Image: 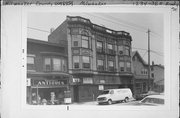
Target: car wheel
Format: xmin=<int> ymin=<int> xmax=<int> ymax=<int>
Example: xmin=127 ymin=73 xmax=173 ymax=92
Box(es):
xmin=108 ymin=99 xmax=112 ymax=105
xmin=124 ymin=97 xmax=129 ymax=103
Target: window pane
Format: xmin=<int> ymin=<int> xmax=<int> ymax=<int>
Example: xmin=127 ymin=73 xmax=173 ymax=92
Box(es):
xmin=44 ymin=58 xmax=51 ymax=71
xmin=125 ymin=46 xmax=130 ymax=55
xmin=107 ymin=43 xmax=113 ymax=50
xmin=62 ymin=59 xmax=66 ymax=72
xmin=73 ymin=56 xmax=79 ymax=68
xmin=82 ymin=39 xmax=89 ymax=48
xmin=119 ymin=62 xmax=125 ymax=71
xmin=53 ymin=58 xmax=61 ymax=71
xmin=74 ymin=56 xmax=79 ymax=63
xmin=108 ymin=61 xmax=114 ymax=67
xmin=97 ymin=41 xmax=102 ymax=49
xmin=27 ymin=57 xmax=34 ymax=64
xmin=119 ymin=46 xmax=123 ymax=55
xmin=82 ymin=56 xmax=90 ymax=63
xmin=127 ymin=62 xmax=131 ymax=68
xmin=82 ymin=56 xmax=90 ymax=68
xmin=97 ymin=60 xmax=103 ymax=66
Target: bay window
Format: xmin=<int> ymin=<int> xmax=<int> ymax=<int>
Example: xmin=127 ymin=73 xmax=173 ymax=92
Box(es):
xmin=118 ymin=45 xmax=123 ymax=55
xmin=126 ymin=62 xmax=131 ymax=72
xmin=125 ymin=46 xmax=130 ymax=56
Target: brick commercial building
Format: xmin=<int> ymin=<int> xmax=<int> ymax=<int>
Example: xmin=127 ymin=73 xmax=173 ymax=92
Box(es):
xmin=48 ymin=16 xmax=133 ymax=102
xmin=27 ymin=38 xmax=71 ymax=105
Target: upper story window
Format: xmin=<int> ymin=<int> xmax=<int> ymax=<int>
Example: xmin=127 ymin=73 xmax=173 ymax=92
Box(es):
xmin=125 ymin=46 xmax=130 ymax=56
xmin=73 ymin=56 xmax=80 ymax=69
xmin=107 ymin=43 xmax=113 ymax=50
xmin=52 ymin=58 xmax=61 ymax=71
xmin=82 ymin=56 xmax=90 ymax=69
xmin=119 ymin=62 xmax=125 ymax=72
xmin=118 ymin=45 xmax=123 ymax=55
xmin=97 ymin=59 xmax=104 ymax=71
xmin=44 ymin=58 xmax=51 ymax=71
xmin=44 ymin=57 xmax=67 ymax=72
xmin=126 ymin=62 xmax=131 ymax=72
xmin=82 ymin=36 xmax=89 ymax=48
xmin=27 ymin=55 xmax=35 ymax=71
xmin=108 ymin=60 xmax=114 ymax=71
xmin=97 ymin=41 xmax=103 ymax=52
xmin=141 ymin=69 xmax=148 ymax=75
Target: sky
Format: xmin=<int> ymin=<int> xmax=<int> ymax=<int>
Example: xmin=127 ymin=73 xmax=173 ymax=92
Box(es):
xmin=27 ymin=12 xmax=164 ymax=65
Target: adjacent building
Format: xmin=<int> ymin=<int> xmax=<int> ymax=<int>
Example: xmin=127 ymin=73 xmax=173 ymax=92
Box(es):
xmin=132 ymin=51 xmax=153 ymax=99
xmin=48 ymin=16 xmax=133 ymax=102
xmin=151 ymin=62 xmax=164 ymax=93
xmin=27 ymin=38 xmax=71 ymax=105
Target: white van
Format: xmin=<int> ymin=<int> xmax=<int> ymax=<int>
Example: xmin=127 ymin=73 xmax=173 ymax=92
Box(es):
xmin=97 ymin=88 xmax=133 ymax=105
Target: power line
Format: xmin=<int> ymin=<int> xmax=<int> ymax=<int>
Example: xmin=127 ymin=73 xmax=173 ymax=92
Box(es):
xmin=27 ymin=27 xmax=50 ymax=33
xmin=84 ymin=13 xmax=147 ymax=33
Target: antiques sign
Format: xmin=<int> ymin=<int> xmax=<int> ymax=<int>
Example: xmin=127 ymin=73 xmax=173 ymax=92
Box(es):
xmin=33 ymin=79 xmax=67 ymax=87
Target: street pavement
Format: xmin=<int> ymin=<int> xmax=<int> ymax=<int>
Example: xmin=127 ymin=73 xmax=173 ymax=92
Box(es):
xmin=71 ymin=99 xmax=139 ymax=106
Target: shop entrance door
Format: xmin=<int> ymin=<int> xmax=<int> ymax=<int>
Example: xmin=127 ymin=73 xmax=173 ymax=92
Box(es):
xmin=73 ymin=85 xmax=79 ymax=102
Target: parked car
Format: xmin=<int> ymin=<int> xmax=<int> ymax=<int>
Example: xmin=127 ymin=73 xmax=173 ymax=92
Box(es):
xmin=137 ymin=94 xmax=164 ymax=106
xmin=97 ymin=88 xmax=133 ymax=105
xmin=136 ymin=91 xmax=160 ymax=100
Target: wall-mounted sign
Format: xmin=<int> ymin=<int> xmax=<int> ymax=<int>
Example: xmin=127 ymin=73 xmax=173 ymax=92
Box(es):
xmin=73 ymin=78 xmax=80 ymax=83
xmin=83 ymin=78 xmax=93 ymax=84
xmin=33 ymin=79 xmax=67 ymax=87
xmin=27 ymin=78 xmax=31 ymax=86
xmin=99 ymin=85 xmax=104 ymax=90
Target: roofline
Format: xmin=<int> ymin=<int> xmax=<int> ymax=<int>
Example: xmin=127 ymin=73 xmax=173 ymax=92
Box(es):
xmin=27 ymin=38 xmax=66 ymax=47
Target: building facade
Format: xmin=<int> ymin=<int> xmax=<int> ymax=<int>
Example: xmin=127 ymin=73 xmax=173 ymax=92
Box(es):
xmin=27 ymin=38 xmax=71 ymax=105
xmin=132 ymin=51 xmax=153 ymax=99
xmin=48 ymin=16 xmax=133 ymax=102
xmin=151 ymin=62 xmax=164 ymax=93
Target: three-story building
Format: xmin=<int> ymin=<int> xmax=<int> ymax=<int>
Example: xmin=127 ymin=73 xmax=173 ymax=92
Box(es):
xmin=48 ymin=16 xmax=133 ymax=102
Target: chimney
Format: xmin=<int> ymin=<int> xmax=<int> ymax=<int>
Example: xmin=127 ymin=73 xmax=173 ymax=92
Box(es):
xmin=50 ymin=28 xmax=55 ymax=34
xmin=152 ymin=61 xmax=154 ymax=65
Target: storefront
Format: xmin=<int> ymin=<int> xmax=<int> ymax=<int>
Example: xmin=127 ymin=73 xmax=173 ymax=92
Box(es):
xmin=27 ymin=75 xmax=72 ymax=105
xmin=71 ymin=74 xmax=133 ymax=102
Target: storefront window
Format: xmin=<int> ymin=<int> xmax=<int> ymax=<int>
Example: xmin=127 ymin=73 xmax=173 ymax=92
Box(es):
xmin=119 ymin=62 xmax=125 ymax=72
xmin=27 ymin=56 xmax=35 ymax=71
xmin=73 ymin=56 xmax=80 ymax=69
xmin=82 ymin=36 xmax=89 ymax=48
xmin=82 ymin=56 xmax=90 ymax=69
xmin=52 ymin=58 xmax=61 ymax=71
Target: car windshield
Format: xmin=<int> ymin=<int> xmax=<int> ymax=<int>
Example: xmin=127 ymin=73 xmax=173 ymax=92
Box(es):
xmin=141 ymin=97 xmax=164 ymax=104
xmin=101 ymin=90 xmax=109 ymax=95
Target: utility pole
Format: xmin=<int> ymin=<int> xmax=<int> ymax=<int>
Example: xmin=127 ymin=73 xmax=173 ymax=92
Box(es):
xmin=147 ymin=29 xmax=151 ymax=91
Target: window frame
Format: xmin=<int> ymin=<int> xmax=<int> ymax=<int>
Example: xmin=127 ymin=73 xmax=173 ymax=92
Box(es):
xmin=27 ymin=55 xmax=35 ymax=71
